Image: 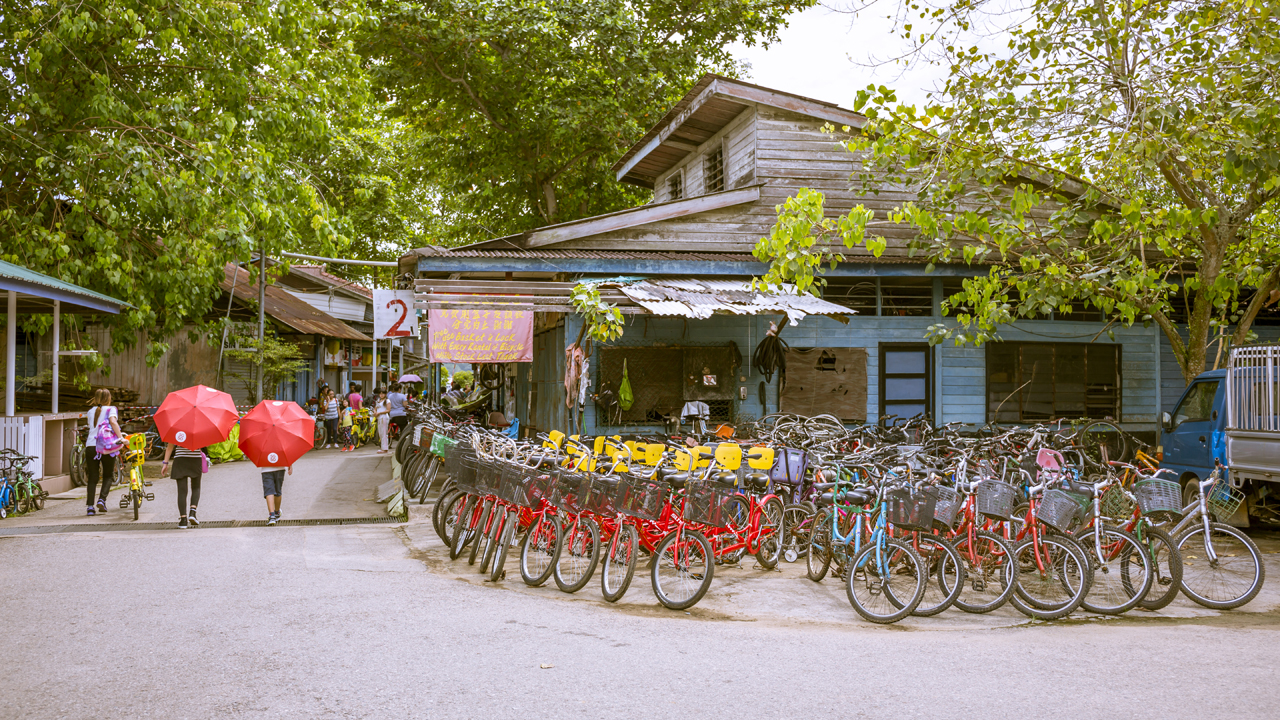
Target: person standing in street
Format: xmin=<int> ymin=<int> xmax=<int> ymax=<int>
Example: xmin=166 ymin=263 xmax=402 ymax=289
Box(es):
xmin=262 ymin=464 xmax=292 ymax=525
xmin=347 ymin=383 xmax=363 ymax=412
xmin=161 ymin=442 xmax=207 ymax=529
xmin=338 ymin=396 xmax=354 ymax=452
xmin=374 ymin=388 xmax=391 ymax=454
xmin=322 ymin=388 xmax=339 ymax=449
xmin=84 ymin=389 xmax=124 ymax=516
xmin=386 ymin=382 xmax=408 ymax=440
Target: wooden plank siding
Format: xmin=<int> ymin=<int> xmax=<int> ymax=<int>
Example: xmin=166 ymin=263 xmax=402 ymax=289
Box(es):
xmin=653 ymin=109 xmax=756 ymax=203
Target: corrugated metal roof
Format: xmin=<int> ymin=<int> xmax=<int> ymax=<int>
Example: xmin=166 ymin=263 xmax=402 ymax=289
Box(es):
xmin=221 ymin=264 xmax=370 ymax=342
xmin=0 ymin=259 xmax=132 ymax=313
xmin=605 ymin=277 xmax=851 ymax=325
xmin=289 ymin=265 xmax=374 ymax=299
xmin=412 ymin=246 xmax=761 ymax=263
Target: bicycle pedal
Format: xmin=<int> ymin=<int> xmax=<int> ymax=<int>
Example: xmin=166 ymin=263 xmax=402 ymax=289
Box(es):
xmin=144 ymin=481 xmax=153 ymax=487
xmin=145 ymin=494 xmax=155 ymax=501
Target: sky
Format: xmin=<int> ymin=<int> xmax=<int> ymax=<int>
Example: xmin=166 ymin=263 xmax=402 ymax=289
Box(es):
xmin=729 ymin=2 xmax=952 ymax=110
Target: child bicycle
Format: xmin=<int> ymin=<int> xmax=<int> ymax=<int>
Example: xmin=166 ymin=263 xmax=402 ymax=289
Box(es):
xmin=117 ymin=433 xmax=155 ymax=520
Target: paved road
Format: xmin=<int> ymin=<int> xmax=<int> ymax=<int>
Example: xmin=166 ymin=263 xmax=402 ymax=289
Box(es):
xmin=2 ymin=513 xmax=1277 ymax=720
xmin=12 ymin=446 xmax=392 ymax=528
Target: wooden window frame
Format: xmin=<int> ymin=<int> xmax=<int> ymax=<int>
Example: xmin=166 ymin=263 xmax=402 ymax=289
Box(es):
xmin=666 ymin=168 xmax=685 ymax=201
xmin=704 ymin=142 xmax=726 ymax=194
xmin=986 ymin=341 xmax=1122 ymax=423
xmin=879 ymin=342 xmax=933 ymax=425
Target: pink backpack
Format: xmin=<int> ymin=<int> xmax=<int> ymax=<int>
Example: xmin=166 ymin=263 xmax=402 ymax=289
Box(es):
xmin=92 ymin=407 xmax=125 ymax=458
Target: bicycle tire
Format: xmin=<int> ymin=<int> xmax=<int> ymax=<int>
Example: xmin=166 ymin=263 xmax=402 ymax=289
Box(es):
xmin=1076 ymin=525 xmax=1153 ymax=615
xmin=1176 ymin=522 xmax=1265 ymax=610
xmin=13 ymin=483 xmax=29 ymax=514
xmin=1009 ymin=534 xmax=1091 ymax=620
xmin=1136 ymin=526 xmax=1183 ymax=611
xmin=1080 ymin=420 xmax=1129 ymax=465
xmin=755 ymin=497 xmax=785 ymax=570
xmin=950 ymin=530 xmax=1015 ymax=614
xmin=519 ymin=514 xmax=562 ymax=587
xmin=806 ymin=508 xmax=833 ymax=582
xmin=780 ymin=504 xmax=812 ymax=563
xmin=313 ymin=422 xmax=327 ymax=447
xmin=845 ymin=537 xmax=926 ymax=624
xmin=490 ymin=509 xmax=518 ymax=582
xmin=553 ymin=517 xmax=601 ymax=594
xmin=481 ymin=507 xmax=507 ymax=575
xmin=401 ymin=454 xmax=424 ymax=498
xmin=601 ymin=524 xmax=639 ymax=602
xmin=418 ymin=457 xmax=442 ymax=505
xmin=470 ymin=499 xmax=496 ymax=566
xmin=910 ymin=533 xmax=966 ymax=617
xmin=132 ymin=488 xmax=141 ymax=521
xmin=394 ymin=431 xmax=414 ymax=465
xmin=435 ymin=489 xmax=464 ymax=544
xmin=449 ymin=495 xmax=478 ymax=560
xmin=651 ymin=529 xmax=714 ymax=610
xmin=70 ymin=445 xmax=86 ymax=488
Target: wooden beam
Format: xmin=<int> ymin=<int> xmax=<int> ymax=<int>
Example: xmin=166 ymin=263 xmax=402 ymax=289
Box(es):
xmin=525 ymin=185 xmax=762 ymax=249
xmin=717 ymin=81 xmax=867 ymax=130
xmin=613 ymin=81 xmax=721 ymax=183
xmin=419 ymin=302 xmax=649 ymax=314
xmin=415 ymin=293 xmax=632 ymax=305
xmin=414 ymin=280 xmax=581 ymax=295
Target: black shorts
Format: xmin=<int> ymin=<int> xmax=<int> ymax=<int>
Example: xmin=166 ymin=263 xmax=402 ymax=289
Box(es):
xmin=262 ymin=470 xmax=285 ymax=497
xmin=388 ymin=416 xmax=405 ymax=435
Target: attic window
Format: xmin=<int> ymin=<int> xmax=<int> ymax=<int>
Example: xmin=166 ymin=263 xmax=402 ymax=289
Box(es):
xmin=667 ymin=171 xmax=684 ymax=200
xmin=705 ymin=145 xmax=725 ymax=193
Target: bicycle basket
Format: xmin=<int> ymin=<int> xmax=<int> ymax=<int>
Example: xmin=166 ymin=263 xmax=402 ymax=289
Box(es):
xmin=474 ymin=458 xmax=501 ymax=495
xmin=684 ymin=479 xmax=735 ymax=528
xmin=549 ymin=469 xmax=588 ymax=513
xmin=1208 ymin=480 xmax=1245 ymax=522
xmin=769 ymin=448 xmax=807 ymax=487
xmin=1133 ymin=478 xmax=1183 ymax=521
xmin=615 ymin=472 xmax=666 ymax=521
xmin=416 ymin=427 xmax=435 ymax=450
xmin=495 ymin=460 xmax=528 ymax=506
xmin=452 ymin=451 xmax=480 ymax=494
xmin=1038 ymin=489 xmax=1082 ymax=533
xmin=1099 ymin=484 xmax=1136 ymax=520
xmin=927 ymin=485 xmax=961 ymax=530
xmin=976 ymin=480 xmax=1018 ymax=520
xmin=430 ymin=433 xmax=457 ymax=458
xmin=886 ymin=487 xmax=937 ymax=531
xmin=583 ymin=476 xmax=620 ymax=516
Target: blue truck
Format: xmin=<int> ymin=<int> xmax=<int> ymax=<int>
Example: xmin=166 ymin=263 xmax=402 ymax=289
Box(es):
xmin=1161 ymin=345 xmax=1280 ymax=524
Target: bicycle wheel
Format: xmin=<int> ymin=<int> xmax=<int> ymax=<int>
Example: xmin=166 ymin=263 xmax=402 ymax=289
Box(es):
xmin=519 ymin=514 xmax=562 ymax=587
xmin=480 ymin=506 xmax=506 ymax=574
xmin=553 ymin=517 xmax=601 ymax=593
xmin=1076 ymin=525 xmax=1152 ymax=615
xmin=1136 ymin=526 xmax=1183 ymax=611
xmin=313 ymin=422 xmax=327 ymax=447
xmin=651 ymin=529 xmax=714 ymax=610
xmin=780 ymin=504 xmax=812 ymax=563
xmin=1080 ymin=420 xmax=1128 ymax=464
xmin=469 ymin=499 xmax=496 ymax=566
xmin=718 ymin=496 xmax=750 ymax=565
xmin=449 ymin=495 xmax=479 ymax=560
xmin=13 ymin=483 xmax=30 ymax=514
xmin=436 ymin=489 xmax=464 ymax=545
xmin=70 ymin=445 xmax=86 ymax=488
xmin=950 ymin=530 xmax=1015 ymax=614
xmin=601 ymin=523 xmax=639 ymax=602
xmin=845 ymin=537 xmax=926 ymax=624
xmin=755 ymin=497 xmax=785 ymax=569
xmin=910 ymin=533 xmax=966 ymax=617
xmin=806 ymin=508 xmax=834 ymax=582
xmin=132 ymin=487 xmax=141 ymax=521
xmin=418 ymin=457 xmax=442 ymax=505
xmin=1177 ymin=522 xmax=1265 ymax=610
xmin=1010 ymin=534 xmax=1091 ymax=620
xmin=489 ymin=509 xmax=518 ymax=582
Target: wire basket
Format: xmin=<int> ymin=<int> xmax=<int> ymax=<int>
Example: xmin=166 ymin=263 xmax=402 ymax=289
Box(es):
xmin=886 ymin=487 xmax=937 ymax=532
xmin=1099 ymin=485 xmax=1136 ymax=520
xmin=549 ymin=469 xmax=588 ymax=514
xmin=474 ymin=458 xmax=501 ymax=495
xmin=685 ymin=479 xmax=736 ymax=528
xmin=1038 ymin=489 xmax=1082 ymax=533
xmin=494 ymin=460 xmax=529 ymax=506
xmin=583 ymin=477 xmax=620 ymax=516
xmin=1133 ymin=479 xmax=1183 ymax=521
xmin=976 ymin=480 xmax=1018 ymax=521
xmin=927 ymin=485 xmax=961 ymax=530
xmin=616 ymin=472 xmax=667 ymax=521
xmin=1208 ymin=480 xmax=1245 ymax=522
xmin=451 ymin=451 xmax=480 ymax=494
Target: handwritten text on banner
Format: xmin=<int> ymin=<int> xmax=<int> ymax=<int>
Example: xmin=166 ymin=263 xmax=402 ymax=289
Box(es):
xmin=428 ymin=309 xmax=533 ymax=363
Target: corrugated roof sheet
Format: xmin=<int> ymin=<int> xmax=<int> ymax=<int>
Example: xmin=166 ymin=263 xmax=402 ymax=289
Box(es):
xmin=289 ymin=265 xmax=374 ymax=299
xmin=604 ymin=277 xmax=851 ymax=325
xmin=221 ymin=264 xmax=370 ymax=342
xmin=412 ymin=246 xmax=761 ymax=263
xmin=0 ymin=259 xmax=132 ymax=313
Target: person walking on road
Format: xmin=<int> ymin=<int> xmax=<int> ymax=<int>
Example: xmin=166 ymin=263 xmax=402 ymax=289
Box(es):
xmin=338 ymin=396 xmax=355 ymax=452
xmin=84 ymin=389 xmax=124 ymax=516
xmin=347 ymin=383 xmax=363 ymax=412
xmin=161 ymin=442 xmax=207 ymax=529
xmin=321 ymin=388 xmax=339 ymax=449
xmin=387 ymin=382 xmax=408 ymax=440
xmin=262 ymin=464 xmax=292 ymax=525
xmin=374 ymin=389 xmax=391 ymax=454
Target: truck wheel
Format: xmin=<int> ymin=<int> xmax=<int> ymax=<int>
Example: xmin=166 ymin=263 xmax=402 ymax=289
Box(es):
xmin=1180 ymin=474 xmax=1200 ymax=509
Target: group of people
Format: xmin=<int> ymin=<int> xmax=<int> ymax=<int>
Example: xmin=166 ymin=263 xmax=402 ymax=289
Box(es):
xmin=311 ymin=381 xmax=411 ymax=454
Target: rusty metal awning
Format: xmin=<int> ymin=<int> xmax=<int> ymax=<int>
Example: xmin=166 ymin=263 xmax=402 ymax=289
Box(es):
xmin=222 ymin=264 xmax=370 ymax=341
xmin=414 ymin=277 xmax=850 ymax=325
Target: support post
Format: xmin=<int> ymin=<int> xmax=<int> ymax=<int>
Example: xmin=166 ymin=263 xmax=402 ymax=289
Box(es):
xmin=5 ymin=290 xmax=15 ymax=416
xmin=372 ymin=337 xmax=378 ymax=393
xmin=256 ymin=247 xmax=266 ymax=403
xmin=51 ymin=300 xmax=60 ymax=414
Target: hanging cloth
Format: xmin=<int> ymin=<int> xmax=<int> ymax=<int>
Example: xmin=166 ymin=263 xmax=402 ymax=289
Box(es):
xmin=564 ymin=343 xmax=585 ymax=409
xmin=618 ymin=359 xmax=634 ymax=411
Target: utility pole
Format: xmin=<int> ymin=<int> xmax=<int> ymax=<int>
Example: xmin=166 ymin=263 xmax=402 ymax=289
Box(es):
xmin=257 ymin=244 xmax=266 ymax=404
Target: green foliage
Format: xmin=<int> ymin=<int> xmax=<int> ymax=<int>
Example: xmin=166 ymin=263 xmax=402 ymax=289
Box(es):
xmin=223 ymin=335 xmax=308 ymax=406
xmin=572 ymin=283 xmax=624 ymax=344
xmin=363 ymin=0 xmax=811 ymax=244
xmin=753 ymin=188 xmax=877 ymax=296
xmin=767 ymin=0 xmax=1280 ymax=381
xmin=450 ymin=370 xmax=474 ymax=391
xmin=2 ymin=0 xmax=371 ymax=360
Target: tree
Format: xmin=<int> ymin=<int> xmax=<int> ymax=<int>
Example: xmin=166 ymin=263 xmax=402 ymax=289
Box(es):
xmin=756 ymin=0 xmax=1280 ymax=382
xmin=223 ymin=335 xmax=308 ymax=405
xmin=2 ymin=0 xmax=371 ymax=362
xmin=363 ymin=0 xmax=810 ymax=244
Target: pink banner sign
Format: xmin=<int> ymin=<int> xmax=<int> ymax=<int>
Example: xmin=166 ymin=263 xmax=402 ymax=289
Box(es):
xmin=428 ymin=309 xmax=533 ymax=363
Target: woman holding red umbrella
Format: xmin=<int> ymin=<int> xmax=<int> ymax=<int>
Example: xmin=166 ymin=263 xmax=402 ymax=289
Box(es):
xmin=152 ymin=384 xmax=239 ymax=529
xmin=161 ymin=443 xmax=207 ymax=529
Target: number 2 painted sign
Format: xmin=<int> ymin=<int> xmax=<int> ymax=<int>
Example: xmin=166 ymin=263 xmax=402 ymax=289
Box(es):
xmin=385 ymin=299 xmax=412 ymax=337
xmin=373 ymin=289 xmax=418 ymax=339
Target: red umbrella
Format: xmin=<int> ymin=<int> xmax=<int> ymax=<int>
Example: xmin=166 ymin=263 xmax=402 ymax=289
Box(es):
xmin=153 ymin=385 xmax=239 ymax=450
xmin=238 ymin=400 xmax=315 ymax=468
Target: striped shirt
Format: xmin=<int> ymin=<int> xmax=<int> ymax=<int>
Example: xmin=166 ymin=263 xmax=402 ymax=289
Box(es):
xmin=172 ymin=446 xmax=205 ymax=460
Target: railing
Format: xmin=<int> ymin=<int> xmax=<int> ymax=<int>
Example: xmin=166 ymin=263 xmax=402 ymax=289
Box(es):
xmin=1227 ymin=345 xmax=1279 ymax=433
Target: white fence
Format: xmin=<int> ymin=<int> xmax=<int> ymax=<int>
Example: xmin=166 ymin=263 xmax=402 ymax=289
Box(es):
xmin=0 ymin=416 xmax=43 ymax=476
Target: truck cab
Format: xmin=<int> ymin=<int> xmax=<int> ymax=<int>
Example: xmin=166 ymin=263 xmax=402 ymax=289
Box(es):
xmin=1160 ymin=370 xmax=1228 ymax=506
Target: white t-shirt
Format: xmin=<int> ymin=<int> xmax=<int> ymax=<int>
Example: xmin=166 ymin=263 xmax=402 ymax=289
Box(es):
xmin=85 ymin=406 xmax=118 ymax=447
